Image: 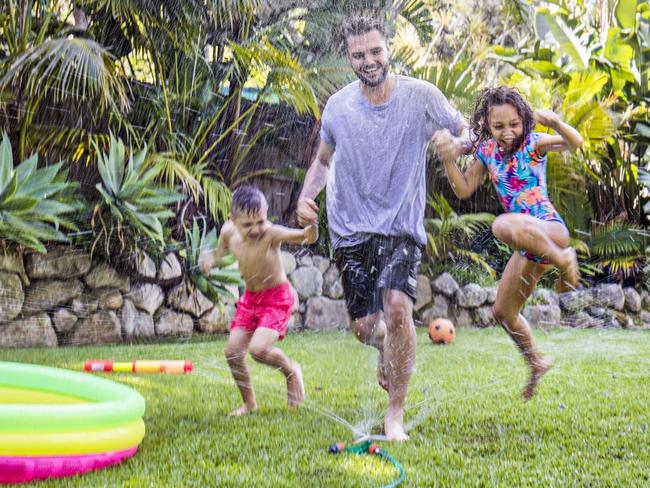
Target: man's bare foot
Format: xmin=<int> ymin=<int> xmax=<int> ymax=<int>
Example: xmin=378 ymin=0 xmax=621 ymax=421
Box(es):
xmin=384 ymin=415 xmax=409 ymax=442
xmin=287 ymin=362 xmax=305 ymax=407
xmin=555 ymin=248 xmax=579 ymax=292
xmin=228 ymin=403 xmax=257 ymax=416
xmin=377 ymin=350 xmax=389 ymax=392
xmin=523 ymin=357 xmax=554 ymax=401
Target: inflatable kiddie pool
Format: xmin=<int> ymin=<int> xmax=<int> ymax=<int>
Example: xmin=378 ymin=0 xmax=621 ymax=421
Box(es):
xmin=0 ymin=361 xmax=145 ymax=484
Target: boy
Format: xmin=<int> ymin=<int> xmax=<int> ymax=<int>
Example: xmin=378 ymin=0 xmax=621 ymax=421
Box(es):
xmin=200 ymin=185 xmax=318 ymax=416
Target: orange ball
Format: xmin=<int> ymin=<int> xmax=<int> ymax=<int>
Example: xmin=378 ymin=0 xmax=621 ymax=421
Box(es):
xmin=428 ymin=318 xmax=455 ymax=345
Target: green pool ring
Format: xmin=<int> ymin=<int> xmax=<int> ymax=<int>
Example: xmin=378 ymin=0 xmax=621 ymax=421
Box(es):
xmin=0 ymin=361 xmax=145 ymax=433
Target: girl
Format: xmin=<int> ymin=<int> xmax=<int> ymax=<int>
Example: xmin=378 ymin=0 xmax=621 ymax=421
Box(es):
xmin=435 ymin=86 xmax=583 ymax=400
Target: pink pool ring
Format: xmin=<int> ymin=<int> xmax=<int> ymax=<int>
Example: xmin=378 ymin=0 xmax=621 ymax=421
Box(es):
xmin=0 ymin=447 xmax=138 ymax=484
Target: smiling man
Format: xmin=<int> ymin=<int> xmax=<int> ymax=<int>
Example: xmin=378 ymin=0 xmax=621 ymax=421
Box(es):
xmin=296 ymin=17 xmax=471 ymax=441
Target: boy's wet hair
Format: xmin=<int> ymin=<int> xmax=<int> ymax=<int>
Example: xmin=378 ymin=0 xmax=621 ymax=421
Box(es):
xmin=469 ymin=86 xmax=535 ymax=157
xmin=231 ymin=185 xmax=266 ymax=217
xmin=341 ymin=16 xmax=387 ymax=52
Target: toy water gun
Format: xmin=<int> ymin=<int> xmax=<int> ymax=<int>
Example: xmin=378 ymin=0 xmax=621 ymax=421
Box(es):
xmin=328 ymin=440 xmax=405 ymax=487
xmin=84 ymin=360 xmax=193 ymax=374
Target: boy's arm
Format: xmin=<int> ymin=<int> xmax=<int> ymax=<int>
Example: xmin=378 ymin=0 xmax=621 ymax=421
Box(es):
xmin=269 ymin=223 xmax=319 ymax=246
xmin=296 ymin=140 xmax=334 ymax=227
xmin=199 ymin=222 xmax=232 ymax=273
xmin=535 ymin=109 xmax=584 ymax=153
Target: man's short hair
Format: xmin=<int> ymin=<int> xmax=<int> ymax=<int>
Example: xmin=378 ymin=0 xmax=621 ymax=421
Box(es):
xmin=341 ymin=16 xmax=387 ymax=50
xmin=231 ymin=185 xmax=266 ymax=216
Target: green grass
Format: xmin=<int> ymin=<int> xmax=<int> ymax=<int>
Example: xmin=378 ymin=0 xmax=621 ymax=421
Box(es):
xmin=2 ymin=328 xmax=650 ymax=487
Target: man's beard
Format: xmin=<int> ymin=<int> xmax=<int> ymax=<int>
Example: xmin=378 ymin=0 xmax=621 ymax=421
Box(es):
xmin=355 ymin=63 xmax=388 ymax=87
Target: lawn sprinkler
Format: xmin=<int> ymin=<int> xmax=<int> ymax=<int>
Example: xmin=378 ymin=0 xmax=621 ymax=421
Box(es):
xmin=328 ymin=440 xmax=405 ymax=487
xmin=84 ymin=360 xmax=193 ymax=374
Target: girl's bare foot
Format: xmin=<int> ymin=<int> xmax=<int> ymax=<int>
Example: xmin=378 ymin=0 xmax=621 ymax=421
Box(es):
xmin=384 ymin=412 xmax=409 ymax=442
xmin=228 ymin=403 xmax=257 ymax=416
xmin=377 ymin=350 xmax=389 ymax=392
xmin=523 ymin=357 xmax=554 ymax=401
xmin=555 ymin=248 xmax=579 ymax=291
xmin=287 ymin=362 xmax=305 ymax=407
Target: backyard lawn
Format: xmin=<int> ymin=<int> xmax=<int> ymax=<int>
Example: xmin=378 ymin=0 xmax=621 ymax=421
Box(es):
xmin=1 ymin=327 xmax=649 ymax=487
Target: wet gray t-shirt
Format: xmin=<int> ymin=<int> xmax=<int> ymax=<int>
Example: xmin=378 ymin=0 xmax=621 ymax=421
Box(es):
xmin=320 ymin=75 xmax=462 ymax=248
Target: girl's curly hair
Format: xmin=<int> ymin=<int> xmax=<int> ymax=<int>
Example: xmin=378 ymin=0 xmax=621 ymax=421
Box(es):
xmin=469 ymin=86 xmax=535 ymax=157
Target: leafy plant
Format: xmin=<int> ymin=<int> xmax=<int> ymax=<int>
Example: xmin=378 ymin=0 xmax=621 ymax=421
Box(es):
xmin=423 ymin=192 xmax=496 ymax=277
xmin=589 ymin=221 xmax=649 ymax=281
xmin=181 ymin=219 xmax=244 ymax=304
xmin=91 ymin=135 xmax=183 ymax=260
xmin=0 ymin=132 xmax=80 ymax=252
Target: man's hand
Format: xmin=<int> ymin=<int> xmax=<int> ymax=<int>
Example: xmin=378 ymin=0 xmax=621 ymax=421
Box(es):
xmin=297 ymin=197 xmax=319 ymax=227
xmin=431 ymin=129 xmax=462 ymax=164
xmin=534 ymin=109 xmax=561 ymax=129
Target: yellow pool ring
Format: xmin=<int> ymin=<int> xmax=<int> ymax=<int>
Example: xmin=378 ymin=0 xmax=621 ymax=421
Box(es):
xmin=0 ymin=418 xmax=145 ymax=456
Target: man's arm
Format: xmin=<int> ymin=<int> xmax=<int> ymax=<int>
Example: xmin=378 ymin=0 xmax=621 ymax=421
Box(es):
xmin=269 ymin=224 xmax=319 ymax=245
xmin=296 ymin=140 xmax=334 ymax=226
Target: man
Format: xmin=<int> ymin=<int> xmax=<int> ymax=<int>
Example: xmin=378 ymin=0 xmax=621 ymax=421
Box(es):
xmin=296 ymin=16 xmax=470 ymax=441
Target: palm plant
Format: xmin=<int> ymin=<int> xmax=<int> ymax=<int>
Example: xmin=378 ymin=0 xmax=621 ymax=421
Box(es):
xmin=181 ymin=219 xmax=244 ymax=304
xmin=91 ymin=135 xmax=183 ymax=260
xmin=0 ymin=133 xmax=80 ymax=253
xmin=588 ymin=221 xmax=649 ymax=281
xmin=423 ymin=192 xmax=496 ymax=277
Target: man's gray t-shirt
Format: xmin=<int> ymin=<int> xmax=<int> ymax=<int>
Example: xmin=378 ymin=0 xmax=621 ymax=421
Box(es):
xmin=320 ymin=75 xmax=462 ymax=248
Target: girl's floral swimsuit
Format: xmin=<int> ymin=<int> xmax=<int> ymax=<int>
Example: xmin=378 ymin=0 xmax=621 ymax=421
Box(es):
xmin=476 ymin=132 xmax=564 ymax=264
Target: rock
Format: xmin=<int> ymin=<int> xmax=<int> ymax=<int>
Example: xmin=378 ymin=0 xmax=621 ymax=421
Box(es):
xmin=289 ymin=266 xmax=323 ymax=299
xmin=559 ymin=289 xmax=593 ymax=313
xmin=134 ymin=252 xmax=156 ymax=279
xmin=94 ymin=289 xmax=123 ymax=310
xmin=120 ymin=299 xmax=155 ymax=338
xmin=71 ymin=296 xmax=99 ymax=318
xmin=84 ymin=264 xmax=130 ymax=292
xmin=157 ymin=253 xmax=183 ymax=285
xmin=420 ymin=295 xmax=450 ymax=324
xmin=297 ymin=255 xmax=313 ymax=267
xmin=562 ymin=312 xmax=602 ymax=328
xmin=281 ymin=251 xmax=297 ymax=275
xmin=70 ymin=311 xmax=122 ymax=345
xmin=287 ymin=311 xmax=302 ymax=330
xmin=290 ymin=284 xmax=300 ymax=313
xmin=452 ymin=306 xmax=474 ymax=328
xmin=25 ymin=248 xmax=91 ymax=280
xmin=456 ymin=284 xmax=487 ymax=308
xmin=0 ymin=271 xmax=24 ymax=322
xmin=22 ymin=279 xmax=84 ymax=314
xmin=304 ymin=297 xmax=349 ymax=330
xmin=522 ymin=304 xmax=562 ymax=327
xmin=414 ymin=274 xmax=432 ymax=312
xmin=642 ymin=291 xmax=650 ymax=310
xmin=197 ymin=304 xmax=236 ymax=333
xmin=128 ymin=283 xmax=165 ymax=315
xmin=322 ymin=266 xmax=344 ymax=299
xmin=587 ymin=306 xmax=606 ymax=318
xmin=484 ymin=286 xmax=498 ymax=304
xmin=639 ymin=310 xmax=650 ymax=328
xmin=312 ymin=255 xmax=331 ymax=274
xmin=0 ymin=253 xmax=29 ymax=286
xmin=51 ymin=308 xmax=78 ymax=333
xmin=167 ymin=280 xmax=213 ymax=318
xmin=0 ymin=313 xmax=57 ymax=347
xmin=431 ymin=272 xmax=459 ymax=297
xmin=592 ymin=284 xmax=625 ymax=311
xmin=476 ymin=306 xmax=495 ymax=327
xmin=155 ymin=308 xmax=194 ymax=336
xmin=623 ymin=287 xmax=642 ymax=313
xmin=532 ymin=288 xmax=559 ymax=306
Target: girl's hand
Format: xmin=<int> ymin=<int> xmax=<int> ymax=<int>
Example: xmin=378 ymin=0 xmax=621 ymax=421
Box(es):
xmin=534 ymin=109 xmax=561 ymax=129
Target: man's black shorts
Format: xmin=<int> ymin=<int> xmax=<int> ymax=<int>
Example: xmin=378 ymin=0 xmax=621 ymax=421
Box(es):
xmin=334 ymin=235 xmax=422 ymax=321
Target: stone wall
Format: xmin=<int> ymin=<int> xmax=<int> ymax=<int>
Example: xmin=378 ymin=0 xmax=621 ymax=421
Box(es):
xmin=2 ymin=249 xmax=649 ymax=348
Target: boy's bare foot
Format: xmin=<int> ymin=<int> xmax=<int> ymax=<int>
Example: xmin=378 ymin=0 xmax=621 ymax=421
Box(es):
xmin=287 ymin=362 xmax=305 ymax=407
xmin=523 ymin=357 xmax=554 ymax=401
xmin=377 ymin=350 xmax=389 ymax=391
xmin=384 ymin=413 xmax=409 ymax=442
xmin=228 ymin=403 xmax=257 ymax=416
xmin=555 ymin=248 xmax=579 ymax=291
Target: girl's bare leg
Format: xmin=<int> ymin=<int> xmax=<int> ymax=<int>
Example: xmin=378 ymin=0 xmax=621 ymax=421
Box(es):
xmin=493 ymin=252 xmax=554 ymax=400
xmin=248 ymin=327 xmax=304 ymax=407
xmin=224 ymin=328 xmax=256 ymax=416
xmin=492 ymin=213 xmax=578 ymax=290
